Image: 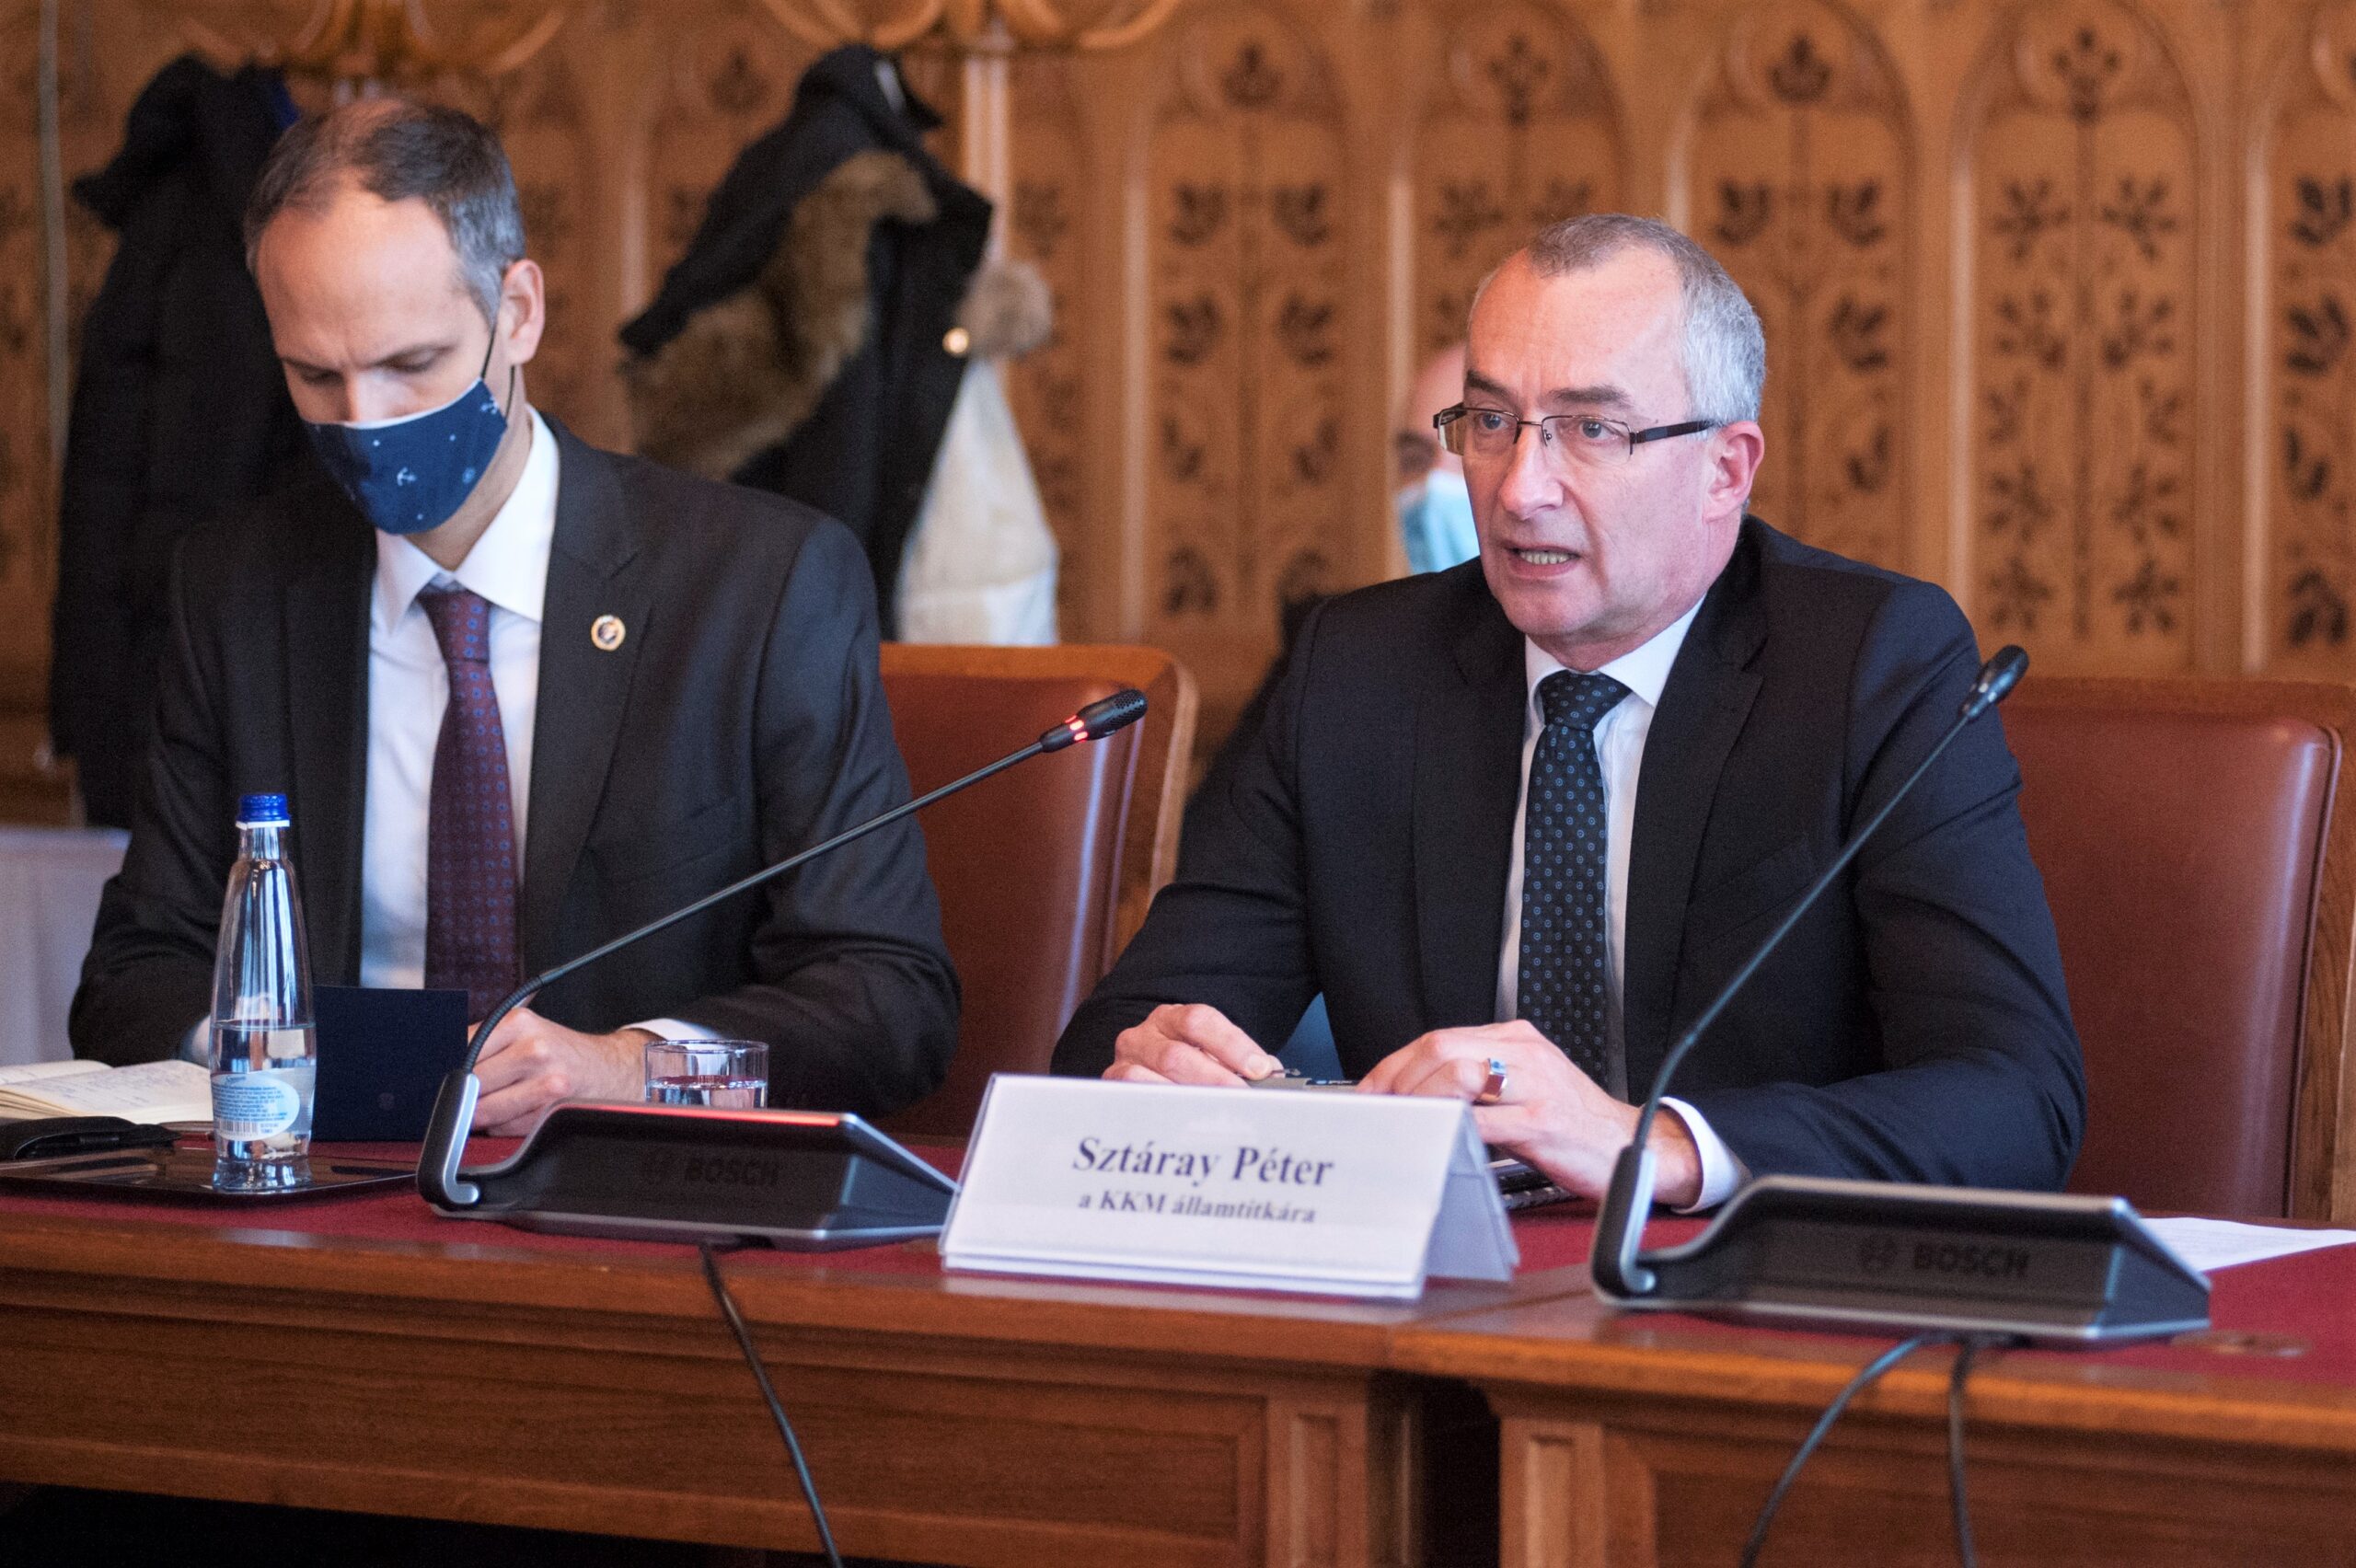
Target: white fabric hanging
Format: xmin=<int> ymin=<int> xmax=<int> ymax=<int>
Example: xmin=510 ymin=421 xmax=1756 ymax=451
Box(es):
xmin=896 ymin=357 xmax=1058 ymax=645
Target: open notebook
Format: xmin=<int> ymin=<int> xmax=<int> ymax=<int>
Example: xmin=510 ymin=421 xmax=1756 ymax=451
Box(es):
xmin=0 ymin=1058 xmax=211 ymax=1124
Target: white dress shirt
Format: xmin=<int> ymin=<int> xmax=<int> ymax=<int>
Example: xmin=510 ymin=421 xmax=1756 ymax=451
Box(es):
xmin=361 ymin=409 xmax=698 ymax=1039
xmin=1493 ymin=600 xmax=1749 ymax=1209
xmin=361 ymin=408 xmax=555 ymax=983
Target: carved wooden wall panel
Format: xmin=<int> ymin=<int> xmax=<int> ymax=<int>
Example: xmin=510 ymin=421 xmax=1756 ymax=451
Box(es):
xmin=1141 ymin=4 xmax=1354 ymax=708
xmin=1409 ymin=1 xmax=1623 ymax=362
xmin=1964 ymin=0 xmax=2200 ymax=674
xmin=0 ymin=4 xmax=54 ymax=677
xmin=1677 ymin=0 xmax=1912 ymax=572
xmin=996 ymin=53 xmax=1091 ymax=631
xmin=0 ymin=0 xmax=2340 ymax=817
xmin=471 ymin=48 xmax=607 ymax=441
xmin=2261 ymin=1 xmax=2356 ymax=673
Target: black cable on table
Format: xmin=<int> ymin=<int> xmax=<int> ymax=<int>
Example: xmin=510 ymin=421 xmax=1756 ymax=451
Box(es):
xmin=699 ymin=1241 xmax=845 ymax=1568
xmin=1739 ymin=1333 xmax=1938 ymax=1568
xmin=1948 ymin=1336 xmax=1981 ymax=1567
xmin=1946 ymin=1333 xmax=2019 ymax=1568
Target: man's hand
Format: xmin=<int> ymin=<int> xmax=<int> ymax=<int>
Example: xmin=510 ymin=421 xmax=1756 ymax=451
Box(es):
xmin=1357 ymin=1020 xmax=1701 ymax=1205
xmin=1104 ymin=1003 xmax=1282 ymax=1086
xmin=472 ymin=1007 xmax=653 ymax=1135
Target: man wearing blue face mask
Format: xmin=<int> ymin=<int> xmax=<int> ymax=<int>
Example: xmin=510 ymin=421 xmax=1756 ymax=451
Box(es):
xmin=71 ymin=98 xmax=959 ymax=1131
xmin=1393 ymin=342 xmax=1480 ymax=576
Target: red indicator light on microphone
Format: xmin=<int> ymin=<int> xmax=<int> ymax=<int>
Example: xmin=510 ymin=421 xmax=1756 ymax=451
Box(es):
xmin=1040 ymin=688 xmax=1146 ymax=752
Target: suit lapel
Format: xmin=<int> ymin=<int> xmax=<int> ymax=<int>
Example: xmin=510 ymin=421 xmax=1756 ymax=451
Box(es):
xmin=520 ymin=424 xmax=652 ymax=972
xmin=1620 ymin=529 xmax=1768 ymax=1095
xmin=283 ymin=503 xmax=374 ymax=985
xmin=1413 ymin=589 xmax=1528 ymax=1030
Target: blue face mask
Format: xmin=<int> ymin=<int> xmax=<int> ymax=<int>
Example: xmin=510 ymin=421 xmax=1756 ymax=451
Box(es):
xmin=305 ymin=345 xmax=512 ymax=536
xmin=1396 ymin=466 xmax=1481 ymax=575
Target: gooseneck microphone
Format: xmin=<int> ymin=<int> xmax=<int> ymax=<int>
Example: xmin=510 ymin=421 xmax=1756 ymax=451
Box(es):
xmin=1583 ymin=641 xmax=2200 ymax=1342
xmin=418 ymin=687 xmax=1150 ymax=1213
xmin=1591 ymin=648 xmax=2028 ymax=1298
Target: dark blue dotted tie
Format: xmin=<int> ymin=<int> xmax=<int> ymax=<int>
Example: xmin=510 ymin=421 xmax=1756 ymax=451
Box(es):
xmin=1518 ymin=670 xmax=1629 ymax=1085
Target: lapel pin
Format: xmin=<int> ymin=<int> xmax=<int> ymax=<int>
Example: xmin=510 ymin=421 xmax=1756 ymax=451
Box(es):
xmin=591 ymin=614 xmax=626 ymax=651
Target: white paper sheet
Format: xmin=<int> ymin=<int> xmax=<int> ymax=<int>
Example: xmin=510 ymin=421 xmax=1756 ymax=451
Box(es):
xmin=2142 ymin=1216 xmax=2356 ymax=1274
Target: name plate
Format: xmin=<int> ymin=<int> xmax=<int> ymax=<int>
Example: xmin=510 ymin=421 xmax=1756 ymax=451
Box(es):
xmin=941 ymin=1077 xmax=1518 ymax=1298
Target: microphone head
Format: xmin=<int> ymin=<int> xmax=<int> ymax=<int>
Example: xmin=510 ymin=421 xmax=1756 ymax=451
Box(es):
xmin=1041 ymin=688 xmax=1149 ymax=751
xmin=1961 ymin=645 xmax=2029 ymax=718
xmin=1076 ymin=688 xmax=1149 ymax=740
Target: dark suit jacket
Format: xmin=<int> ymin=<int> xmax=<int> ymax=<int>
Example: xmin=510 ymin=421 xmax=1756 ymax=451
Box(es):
xmin=1054 ymin=519 xmax=2085 ymax=1191
xmin=72 ymin=421 xmax=959 ymax=1118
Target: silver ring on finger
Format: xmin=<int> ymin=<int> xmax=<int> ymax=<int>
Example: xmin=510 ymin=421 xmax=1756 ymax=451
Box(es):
xmin=1475 ymin=1056 xmax=1508 ymax=1105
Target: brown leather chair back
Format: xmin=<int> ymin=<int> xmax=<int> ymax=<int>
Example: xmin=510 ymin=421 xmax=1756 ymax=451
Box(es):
xmin=2007 ymin=678 xmax=2356 ymax=1219
xmin=878 ymin=646 xmax=1196 ymax=1137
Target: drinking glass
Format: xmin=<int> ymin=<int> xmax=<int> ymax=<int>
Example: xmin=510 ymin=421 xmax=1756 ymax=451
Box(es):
xmin=642 ymin=1039 xmax=768 ymax=1109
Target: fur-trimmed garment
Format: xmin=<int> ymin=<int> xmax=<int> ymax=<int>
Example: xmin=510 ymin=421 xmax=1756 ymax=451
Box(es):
xmin=619 ymin=47 xmax=990 ymax=633
xmin=625 ymin=150 xmax=933 ymax=484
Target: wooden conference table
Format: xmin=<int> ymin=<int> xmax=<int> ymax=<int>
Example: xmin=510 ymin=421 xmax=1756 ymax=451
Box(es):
xmin=0 ymin=1139 xmax=2350 ymax=1566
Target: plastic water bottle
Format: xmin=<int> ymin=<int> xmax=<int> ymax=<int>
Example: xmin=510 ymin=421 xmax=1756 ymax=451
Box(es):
xmin=209 ymin=792 xmax=318 ymax=1190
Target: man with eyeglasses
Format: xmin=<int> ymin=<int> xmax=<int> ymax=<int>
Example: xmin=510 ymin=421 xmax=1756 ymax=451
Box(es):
xmin=1054 ymin=214 xmax=2083 ymax=1209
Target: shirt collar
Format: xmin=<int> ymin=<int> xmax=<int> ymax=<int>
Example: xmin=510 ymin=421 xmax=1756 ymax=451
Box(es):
xmin=371 ymin=406 xmax=560 ymax=637
xmin=1522 ymin=595 xmax=1703 ymax=720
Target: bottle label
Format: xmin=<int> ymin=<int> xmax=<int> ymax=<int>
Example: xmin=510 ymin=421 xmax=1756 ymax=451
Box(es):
xmin=213 ymin=1071 xmax=303 ymax=1138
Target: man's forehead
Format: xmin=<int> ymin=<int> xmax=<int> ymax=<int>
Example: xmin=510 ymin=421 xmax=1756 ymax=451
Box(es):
xmin=261 ymin=179 xmax=453 ymax=254
xmin=259 ymin=187 xmax=473 ymax=297
xmin=257 ymin=187 xmax=479 ymax=350
xmin=1461 ymin=367 xmax=1636 ymax=412
xmin=1466 ymin=250 xmax=1686 ymax=407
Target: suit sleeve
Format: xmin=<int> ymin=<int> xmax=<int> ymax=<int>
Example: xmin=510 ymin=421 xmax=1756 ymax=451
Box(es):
xmin=657 ymin=522 xmax=960 ymax=1116
xmin=1688 ymin=584 xmax=2086 ymax=1190
xmin=1052 ymin=606 xmax=1325 ymax=1076
xmin=69 ymin=541 xmax=233 ymax=1065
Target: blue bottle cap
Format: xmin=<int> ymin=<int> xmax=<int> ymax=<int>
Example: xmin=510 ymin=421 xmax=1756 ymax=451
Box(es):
xmin=237 ymin=792 xmax=291 ymax=826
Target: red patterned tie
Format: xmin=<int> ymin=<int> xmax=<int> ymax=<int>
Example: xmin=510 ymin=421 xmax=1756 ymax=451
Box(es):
xmin=418 ymin=584 xmax=521 ymax=1020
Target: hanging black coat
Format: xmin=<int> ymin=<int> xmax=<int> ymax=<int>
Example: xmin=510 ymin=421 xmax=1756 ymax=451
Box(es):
xmin=51 ymin=55 xmax=309 ymax=828
xmin=618 ymin=46 xmax=990 ymax=635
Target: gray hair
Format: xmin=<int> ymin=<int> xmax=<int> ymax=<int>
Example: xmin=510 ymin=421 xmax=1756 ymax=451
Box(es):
xmin=245 ymin=98 xmax=527 ymax=324
xmin=1481 ymin=213 xmax=1765 ymax=426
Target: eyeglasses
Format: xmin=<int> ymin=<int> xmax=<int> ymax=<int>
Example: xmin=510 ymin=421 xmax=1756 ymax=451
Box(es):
xmin=1434 ymin=404 xmax=1716 ymax=468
